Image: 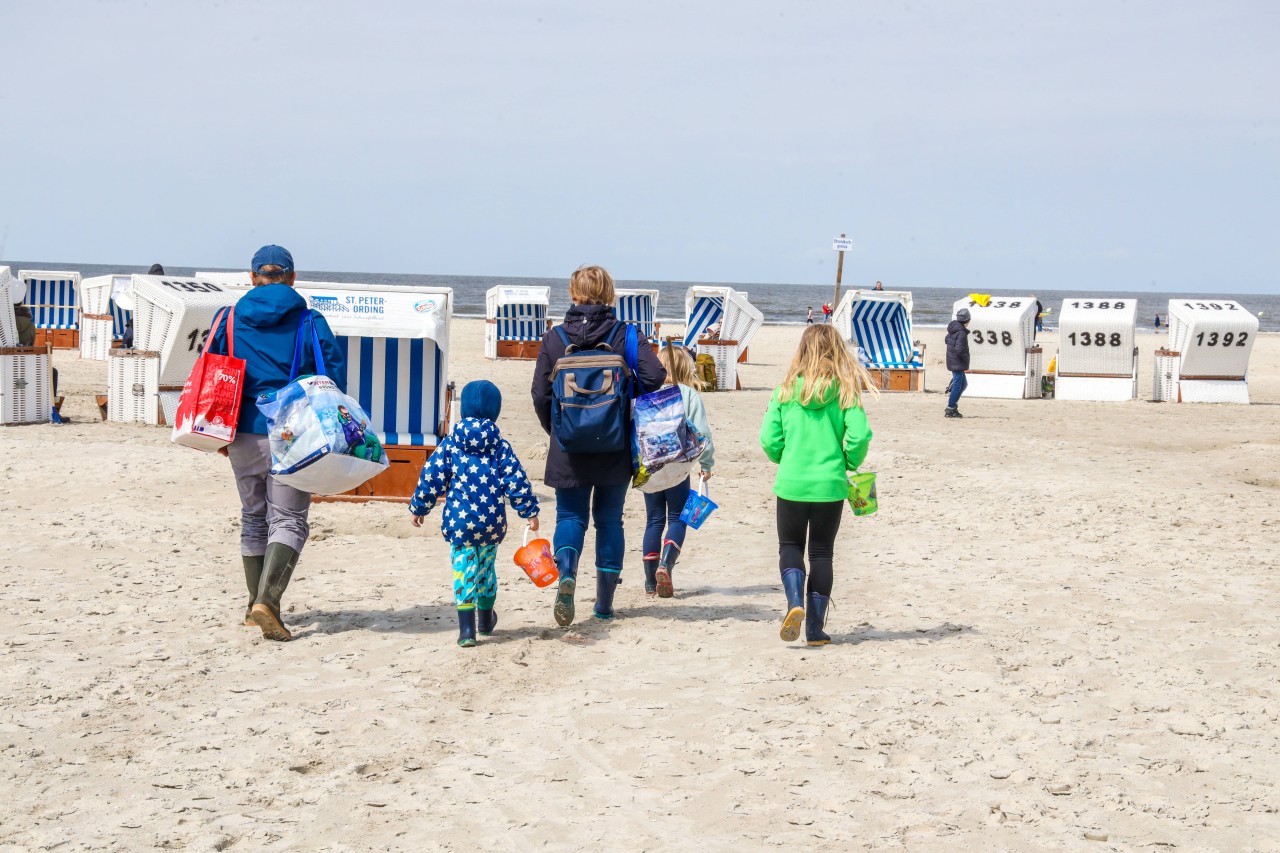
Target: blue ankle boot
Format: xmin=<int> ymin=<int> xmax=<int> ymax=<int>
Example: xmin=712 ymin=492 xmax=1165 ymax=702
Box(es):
xmin=594 ymin=569 xmax=621 ymax=619
xmin=642 ymin=554 xmax=659 ymax=596
xmin=553 ymin=547 xmax=579 ymax=627
xmin=457 ymin=609 xmax=477 ymax=648
xmin=779 ymin=568 xmax=806 ymax=642
xmin=805 ymin=592 xmax=831 ymax=646
xmin=477 ymin=595 xmax=497 ymax=636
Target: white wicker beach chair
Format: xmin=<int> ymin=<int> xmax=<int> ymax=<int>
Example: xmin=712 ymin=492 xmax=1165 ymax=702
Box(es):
xmin=484 ymin=285 xmax=549 ymax=360
xmin=832 ymin=290 xmax=925 ymax=391
xmin=614 ymin=288 xmax=660 ymax=339
xmin=950 ymin=296 xmax=1039 ymax=399
xmin=1162 ymin=299 xmax=1258 ymax=403
xmin=18 ymin=269 xmax=81 ymax=349
xmin=1054 ymin=298 xmax=1139 ymax=401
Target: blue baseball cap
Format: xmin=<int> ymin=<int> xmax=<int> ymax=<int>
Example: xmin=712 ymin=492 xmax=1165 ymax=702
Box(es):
xmin=251 ymin=245 xmax=294 ymax=274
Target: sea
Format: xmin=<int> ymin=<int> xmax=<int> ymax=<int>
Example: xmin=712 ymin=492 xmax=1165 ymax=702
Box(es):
xmin=6 ymin=260 xmax=1279 ymax=333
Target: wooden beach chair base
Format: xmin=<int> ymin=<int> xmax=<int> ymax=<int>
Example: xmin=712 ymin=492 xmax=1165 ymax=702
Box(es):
xmin=869 ymin=368 xmax=924 ymax=393
xmin=494 ymin=340 xmax=541 ymax=360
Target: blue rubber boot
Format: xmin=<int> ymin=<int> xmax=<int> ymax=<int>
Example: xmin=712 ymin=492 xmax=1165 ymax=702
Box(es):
xmin=477 ymin=595 xmax=497 ymax=636
xmin=457 ymin=609 xmax=477 ymax=648
xmin=779 ymin=568 xmax=806 ymax=642
xmin=553 ymin=547 xmax=579 ymax=627
xmin=656 ymin=541 xmax=679 ymax=599
xmin=642 ymin=554 xmax=659 ymax=596
xmin=805 ymin=592 xmax=831 ymax=646
xmin=594 ymin=569 xmax=621 ymax=620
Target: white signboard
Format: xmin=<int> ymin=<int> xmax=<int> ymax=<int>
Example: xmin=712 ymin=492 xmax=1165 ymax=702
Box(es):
xmin=296 ymin=283 xmax=449 ymax=343
xmin=832 ymin=237 xmax=854 ymax=252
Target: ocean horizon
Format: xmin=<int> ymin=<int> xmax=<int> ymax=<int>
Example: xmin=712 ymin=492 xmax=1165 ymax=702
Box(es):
xmin=5 ymin=259 xmax=1279 ymax=333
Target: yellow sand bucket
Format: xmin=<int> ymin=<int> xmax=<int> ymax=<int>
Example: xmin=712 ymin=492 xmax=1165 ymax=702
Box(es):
xmin=847 ymin=471 xmax=878 ymax=517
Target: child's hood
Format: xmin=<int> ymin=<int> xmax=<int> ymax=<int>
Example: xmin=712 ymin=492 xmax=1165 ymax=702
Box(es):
xmin=786 ymin=377 xmax=841 ymax=411
xmin=450 ymin=416 xmax=502 ymax=458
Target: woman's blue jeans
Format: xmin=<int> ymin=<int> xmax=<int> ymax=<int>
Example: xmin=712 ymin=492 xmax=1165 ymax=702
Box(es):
xmin=642 ymin=476 xmax=692 ymax=556
xmin=947 ymin=370 xmax=968 ymax=408
xmin=553 ymin=484 xmax=629 ymax=572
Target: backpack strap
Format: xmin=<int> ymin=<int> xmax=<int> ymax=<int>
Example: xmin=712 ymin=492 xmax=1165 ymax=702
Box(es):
xmin=554 ymin=325 xmax=573 ymax=352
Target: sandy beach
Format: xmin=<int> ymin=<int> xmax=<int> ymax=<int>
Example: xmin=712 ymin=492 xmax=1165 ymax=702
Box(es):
xmin=2 ymin=319 xmax=1278 ymax=851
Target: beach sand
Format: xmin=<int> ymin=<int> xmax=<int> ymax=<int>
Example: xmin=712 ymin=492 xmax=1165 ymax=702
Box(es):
xmin=2 ymin=320 xmax=1278 ymax=851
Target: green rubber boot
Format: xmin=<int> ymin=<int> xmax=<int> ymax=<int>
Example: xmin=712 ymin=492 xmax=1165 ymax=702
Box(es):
xmin=248 ymin=542 xmax=299 ymax=642
xmin=241 ymin=554 xmax=264 ymax=625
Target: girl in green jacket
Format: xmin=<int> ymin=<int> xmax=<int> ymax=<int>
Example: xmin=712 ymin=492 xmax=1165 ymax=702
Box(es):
xmin=760 ymin=324 xmax=875 ymax=645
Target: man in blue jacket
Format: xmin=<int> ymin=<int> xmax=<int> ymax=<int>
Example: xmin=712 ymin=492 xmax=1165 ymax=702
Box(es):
xmin=944 ymin=308 xmax=971 ymax=418
xmin=207 ymin=245 xmax=345 ymax=641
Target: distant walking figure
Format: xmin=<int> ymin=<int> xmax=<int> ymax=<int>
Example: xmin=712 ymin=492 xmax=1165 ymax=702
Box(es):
xmin=1154 ymin=314 xmax=1162 ymax=330
xmin=806 ymin=306 xmax=814 ymax=324
xmin=945 ymin=308 xmax=971 ymax=418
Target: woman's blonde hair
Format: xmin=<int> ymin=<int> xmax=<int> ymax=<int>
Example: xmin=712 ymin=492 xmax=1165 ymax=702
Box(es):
xmin=659 ymin=345 xmax=702 ymax=390
xmin=778 ymin=323 xmax=879 ymax=408
xmin=569 ymin=265 xmax=615 ymax=306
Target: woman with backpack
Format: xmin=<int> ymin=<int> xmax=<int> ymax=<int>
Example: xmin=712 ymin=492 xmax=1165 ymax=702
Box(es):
xmin=640 ymin=346 xmax=715 ymax=599
xmin=531 ymin=265 xmax=666 ymax=627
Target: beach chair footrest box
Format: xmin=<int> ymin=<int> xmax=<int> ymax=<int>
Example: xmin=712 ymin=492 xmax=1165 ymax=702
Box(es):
xmin=495 ymin=340 xmax=541 ymax=360
xmin=313 ymin=444 xmax=436 ymax=503
xmin=107 ymin=350 xmax=162 ymax=424
xmin=869 ymin=368 xmax=923 ymax=392
xmin=35 ymin=328 xmax=79 ymax=350
xmin=1 ymin=346 xmax=53 ymax=425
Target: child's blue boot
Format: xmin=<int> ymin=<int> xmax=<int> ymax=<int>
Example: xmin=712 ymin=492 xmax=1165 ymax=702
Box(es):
xmin=642 ymin=553 xmax=659 ymax=596
xmin=553 ymin=547 xmax=579 ymax=627
xmin=594 ymin=569 xmax=621 ymax=619
xmin=457 ymin=609 xmax=477 ymax=648
xmin=477 ymin=595 xmax=497 ymax=636
xmin=656 ymin=541 xmax=680 ymax=599
xmin=805 ymin=592 xmax=831 ymax=646
xmin=779 ymin=568 xmax=806 ymax=642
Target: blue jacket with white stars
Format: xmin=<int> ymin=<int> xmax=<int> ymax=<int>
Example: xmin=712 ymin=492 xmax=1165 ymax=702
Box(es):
xmin=408 ymin=417 xmax=540 ymax=548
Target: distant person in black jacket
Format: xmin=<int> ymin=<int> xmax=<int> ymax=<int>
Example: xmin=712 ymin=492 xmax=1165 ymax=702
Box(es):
xmin=531 ymin=265 xmax=666 ymax=627
xmin=945 ymin=308 xmax=971 ymax=418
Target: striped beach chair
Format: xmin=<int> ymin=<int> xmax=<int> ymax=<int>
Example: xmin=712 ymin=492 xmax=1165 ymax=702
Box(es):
xmin=485 ymin=286 xmax=549 ymax=359
xmin=297 ymin=282 xmax=454 ymax=502
xmin=19 ymin=270 xmax=82 ymax=348
xmin=683 ymin=287 xmax=764 ymax=390
xmin=832 ymin=291 xmax=925 ymax=392
xmin=614 ymin=289 xmax=660 ymax=339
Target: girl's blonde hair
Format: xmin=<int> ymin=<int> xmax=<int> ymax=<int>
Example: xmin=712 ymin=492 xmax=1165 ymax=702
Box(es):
xmin=659 ymin=345 xmax=702 ymax=390
xmin=569 ymin=265 xmax=615 ymax=306
xmin=778 ymin=323 xmax=879 ymax=408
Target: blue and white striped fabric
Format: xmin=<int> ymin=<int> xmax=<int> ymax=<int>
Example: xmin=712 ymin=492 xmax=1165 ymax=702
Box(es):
xmin=24 ymin=276 xmax=79 ymax=329
xmin=850 ymin=301 xmax=922 ymax=368
xmin=685 ymin=297 xmax=723 ymax=343
xmin=494 ymin=303 xmax=546 ymax=341
xmin=336 ymin=336 xmax=444 ymax=446
xmin=111 ymin=303 xmax=131 ymax=341
xmin=616 ymin=294 xmax=656 ymax=337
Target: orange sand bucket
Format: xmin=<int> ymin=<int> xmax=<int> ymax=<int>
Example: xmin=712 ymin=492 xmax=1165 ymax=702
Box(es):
xmin=513 ymin=526 xmax=558 ymax=587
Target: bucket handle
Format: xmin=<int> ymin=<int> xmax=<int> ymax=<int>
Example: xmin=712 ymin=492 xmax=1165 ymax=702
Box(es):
xmin=695 ymin=479 xmax=708 ymax=498
xmin=523 ymin=524 xmax=532 ymax=547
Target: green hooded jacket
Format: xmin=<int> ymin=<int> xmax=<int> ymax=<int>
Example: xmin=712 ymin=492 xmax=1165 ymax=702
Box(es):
xmin=759 ymin=379 xmax=872 ymax=502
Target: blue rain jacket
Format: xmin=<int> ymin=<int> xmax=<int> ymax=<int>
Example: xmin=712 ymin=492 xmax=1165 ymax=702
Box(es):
xmin=206 ymin=284 xmax=346 ymax=435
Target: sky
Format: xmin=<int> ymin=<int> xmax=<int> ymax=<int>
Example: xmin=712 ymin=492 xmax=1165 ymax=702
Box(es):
xmin=2 ymin=0 xmax=1277 ymax=293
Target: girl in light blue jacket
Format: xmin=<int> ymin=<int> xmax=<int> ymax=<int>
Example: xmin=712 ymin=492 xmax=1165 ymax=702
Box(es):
xmin=641 ymin=346 xmax=716 ymax=598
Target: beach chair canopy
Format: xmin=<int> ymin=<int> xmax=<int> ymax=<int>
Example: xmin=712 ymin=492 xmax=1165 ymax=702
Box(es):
xmin=0 ymin=267 xmax=19 ymax=347
xmin=79 ymin=274 xmax=135 ymax=340
xmin=485 ymin=285 xmax=549 ymax=342
xmin=951 ymin=296 xmax=1036 ymax=374
xmin=1057 ymin=298 xmax=1137 ymax=377
xmin=18 ymin=270 xmax=81 ymax=329
xmin=684 ymin=287 xmax=763 ymax=348
xmin=832 ymin=290 xmax=922 ymax=369
xmin=1166 ymin=298 xmax=1258 ymax=380
xmin=130 ymin=275 xmax=248 ymax=385
xmin=614 ymin=289 xmax=660 ymax=338
xmin=195 ymin=271 xmax=254 ymax=288
xmin=296 ymin=282 xmax=453 ymax=447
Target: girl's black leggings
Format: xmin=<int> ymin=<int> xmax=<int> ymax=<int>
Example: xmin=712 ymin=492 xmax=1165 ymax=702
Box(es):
xmin=776 ymin=497 xmax=844 ymax=597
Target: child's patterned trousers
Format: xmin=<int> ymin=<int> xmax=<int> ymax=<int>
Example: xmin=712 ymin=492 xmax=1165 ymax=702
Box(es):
xmin=451 ymin=543 xmax=498 ymax=611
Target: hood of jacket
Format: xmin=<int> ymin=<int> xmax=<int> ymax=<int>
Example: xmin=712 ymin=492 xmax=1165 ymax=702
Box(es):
xmin=561 ymin=304 xmax=619 ymax=349
xmin=785 ymin=377 xmax=843 ymax=411
xmin=236 ymin=283 xmax=308 ymax=330
xmin=946 ymin=319 xmax=968 ymax=336
xmin=450 ymin=416 xmax=502 ymax=459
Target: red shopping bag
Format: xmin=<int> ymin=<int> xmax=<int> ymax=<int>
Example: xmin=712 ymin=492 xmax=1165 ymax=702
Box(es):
xmin=171 ymin=307 xmax=246 ymax=452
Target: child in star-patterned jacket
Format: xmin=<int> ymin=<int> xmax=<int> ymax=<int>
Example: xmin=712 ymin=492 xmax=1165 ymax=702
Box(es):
xmin=410 ymin=380 xmax=540 ymax=648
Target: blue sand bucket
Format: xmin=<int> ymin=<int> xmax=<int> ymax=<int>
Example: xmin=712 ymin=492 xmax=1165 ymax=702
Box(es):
xmin=679 ymin=480 xmax=718 ymax=529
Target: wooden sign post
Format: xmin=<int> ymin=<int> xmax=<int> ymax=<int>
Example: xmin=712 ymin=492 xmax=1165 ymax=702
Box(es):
xmin=832 ymin=233 xmax=852 ymax=313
